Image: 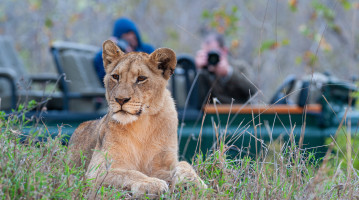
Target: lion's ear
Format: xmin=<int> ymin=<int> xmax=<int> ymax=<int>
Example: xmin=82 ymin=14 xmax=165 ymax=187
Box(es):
xmin=102 ymin=40 xmax=124 ymax=72
xmin=149 ymin=48 xmax=177 ymax=80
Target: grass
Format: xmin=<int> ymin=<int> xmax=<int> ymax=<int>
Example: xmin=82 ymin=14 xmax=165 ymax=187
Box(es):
xmin=0 ymin=103 xmax=359 ymax=199
xmin=0 ymin=104 xmax=91 ymax=199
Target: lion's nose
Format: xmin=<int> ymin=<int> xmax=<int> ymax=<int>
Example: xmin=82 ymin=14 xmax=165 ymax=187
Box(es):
xmin=115 ymin=97 xmax=131 ymax=106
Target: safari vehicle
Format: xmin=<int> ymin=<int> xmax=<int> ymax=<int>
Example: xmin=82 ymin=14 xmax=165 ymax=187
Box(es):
xmin=1 ymin=39 xmax=358 ymax=160
xmin=170 ymin=59 xmax=359 ymax=159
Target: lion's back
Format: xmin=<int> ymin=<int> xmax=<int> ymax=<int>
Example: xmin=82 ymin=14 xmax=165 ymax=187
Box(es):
xmin=68 ymin=119 xmax=100 ymax=168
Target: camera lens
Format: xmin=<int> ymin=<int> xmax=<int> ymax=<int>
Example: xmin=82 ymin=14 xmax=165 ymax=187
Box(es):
xmin=207 ymin=51 xmax=220 ymax=66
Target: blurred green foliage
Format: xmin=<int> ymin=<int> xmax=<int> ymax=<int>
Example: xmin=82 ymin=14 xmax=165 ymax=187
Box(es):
xmin=339 ymin=0 xmax=352 ymax=10
xmin=202 ymin=6 xmax=240 ymax=37
xmin=259 ymin=39 xmax=290 ymax=53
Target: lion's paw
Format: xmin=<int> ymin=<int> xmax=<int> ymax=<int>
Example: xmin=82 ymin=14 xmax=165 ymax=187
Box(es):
xmin=174 ymin=171 xmax=207 ymax=190
xmin=131 ymin=177 xmax=168 ymax=197
xmin=173 ymin=162 xmax=207 ymax=189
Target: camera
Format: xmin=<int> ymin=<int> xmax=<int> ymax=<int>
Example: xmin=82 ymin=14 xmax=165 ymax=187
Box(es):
xmin=207 ymin=51 xmax=220 ymax=66
xmin=116 ymin=39 xmax=130 ymax=53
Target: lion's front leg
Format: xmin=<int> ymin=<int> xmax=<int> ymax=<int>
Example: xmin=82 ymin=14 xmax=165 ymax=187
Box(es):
xmin=86 ymin=155 xmax=168 ymax=197
xmin=172 ymin=161 xmax=207 ymax=189
xmin=106 ymin=169 xmax=168 ymax=196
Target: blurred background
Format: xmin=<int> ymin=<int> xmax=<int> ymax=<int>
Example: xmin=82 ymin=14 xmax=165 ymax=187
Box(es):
xmin=1 ymin=0 xmax=358 ymax=101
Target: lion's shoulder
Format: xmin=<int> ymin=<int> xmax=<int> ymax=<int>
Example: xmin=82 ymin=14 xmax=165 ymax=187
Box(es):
xmin=68 ymin=119 xmax=101 ymax=168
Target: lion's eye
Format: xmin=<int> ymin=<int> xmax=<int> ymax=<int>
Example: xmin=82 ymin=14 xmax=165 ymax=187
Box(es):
xmin=112 ymin=74 xmax=119 ymax=80
xmin=136 ymin=76 xmax=147 ymax=83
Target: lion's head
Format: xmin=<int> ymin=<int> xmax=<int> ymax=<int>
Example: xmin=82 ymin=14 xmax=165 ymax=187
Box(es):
xmin=102 ymin=40 xmax=176 ymax=125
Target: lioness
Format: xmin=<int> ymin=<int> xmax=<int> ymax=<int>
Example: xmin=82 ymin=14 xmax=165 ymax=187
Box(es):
xmin=68 ymin=40 xmax=206 ymax=196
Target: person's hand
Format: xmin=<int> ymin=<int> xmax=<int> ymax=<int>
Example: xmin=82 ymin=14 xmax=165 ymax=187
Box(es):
xmin=109 ymin=36 xmax=118 ymax=43
xmin=108 ymin=36 xmax=133 ymax=53
xmin=195 ymin=50 xmax=208 ymax=69
xmin=214 ymin=55 xmax=230 ymax=77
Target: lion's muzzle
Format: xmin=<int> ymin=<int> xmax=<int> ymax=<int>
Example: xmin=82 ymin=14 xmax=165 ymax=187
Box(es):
xmin=115 ymin=97 xmax=131 ymax=106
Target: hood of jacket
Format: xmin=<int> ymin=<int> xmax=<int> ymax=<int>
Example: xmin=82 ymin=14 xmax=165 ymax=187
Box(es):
xmin=112 ymin=17 xmax=143 ymax=50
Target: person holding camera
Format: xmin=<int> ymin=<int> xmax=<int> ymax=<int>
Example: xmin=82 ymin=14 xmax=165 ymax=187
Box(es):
xmin=93 ymin=17 xmax=155 ymax=84
xmin=195 ymin=33 xmax=257 ymax=105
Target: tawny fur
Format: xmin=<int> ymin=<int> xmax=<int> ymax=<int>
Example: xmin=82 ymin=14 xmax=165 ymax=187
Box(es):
xmin=68 ymin=40 xmax=206 ymax=197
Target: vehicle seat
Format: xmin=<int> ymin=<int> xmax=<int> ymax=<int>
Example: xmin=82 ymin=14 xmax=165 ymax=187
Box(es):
xmin=51 ymin=41 xmax=106 ymax=113
xmin=169 ymin=54 xmax=200 ymax=120
xmin=0 ymin=36 xmax=61 ymax=111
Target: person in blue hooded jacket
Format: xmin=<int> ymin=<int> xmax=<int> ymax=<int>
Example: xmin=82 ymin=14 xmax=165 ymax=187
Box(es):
xmin=93 ymin=17 xmax=155 ymax=84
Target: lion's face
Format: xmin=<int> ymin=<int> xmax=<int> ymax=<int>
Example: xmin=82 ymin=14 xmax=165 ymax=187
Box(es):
xmin=102 ymin=40 xmax=176 ymax=125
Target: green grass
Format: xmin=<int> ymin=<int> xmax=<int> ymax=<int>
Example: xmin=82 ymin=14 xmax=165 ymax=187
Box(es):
xmin=1 ymin=105 xmax=358 ymax=199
